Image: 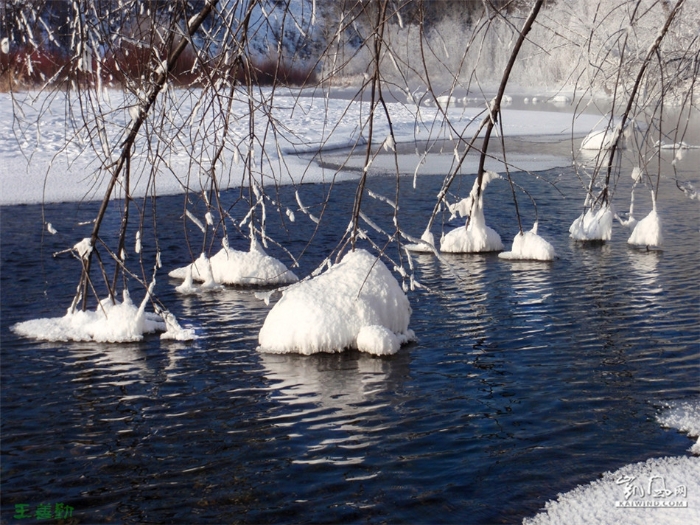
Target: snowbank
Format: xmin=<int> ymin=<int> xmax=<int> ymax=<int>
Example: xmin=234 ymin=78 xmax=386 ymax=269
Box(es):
xmin=10 ymin=288 xmax=194 ymax=343
xmin=524 ymin=456 xmax=700 ymax=525
xmin=658 ymin=399 xmax=700 ymax=455
xmin=628 ymin=209 xmax=663 ymax=249
xmin=498 ymin=223 xmax=556 ymax=261
xmin=169 ymin=239 xmax=298 ymax=288
xmin=440 ymin=172 xmax=504 ymax=253
xmin=569 ymin=206 xmax=613 ymax=241
xmin=257 ymin=248 xmax=414 ymax=355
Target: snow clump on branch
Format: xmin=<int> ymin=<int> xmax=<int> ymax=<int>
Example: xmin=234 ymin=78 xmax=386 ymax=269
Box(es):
xmin=440 ymin=171 xmax=504 ymax=253
xmin=169 ymin=237 xmax=298 ymax=288
xmin=498 ymin=223 xmax=556 ymax=261
xmin=11 ymin=288 xmax=193 ymax=342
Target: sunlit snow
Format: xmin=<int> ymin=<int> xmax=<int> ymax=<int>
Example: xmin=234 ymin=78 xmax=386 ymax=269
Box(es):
xmin=169 ymin=237 xmax=298 ymax=288
xmin=10 ymin=288 xmax=188 ymax=343
xmin=628 ymin=208 xmax=663 ymax=249
xmin=524 ymin=456 xmax=700 ymax=525
xmin=440 ymin=171 xmax=504 ymax=253
xmin=658 ymin=399 xmax=700 ymax=455
xmin=569 ymin=206 xmax=613 ymax=241
xmin=498 ymin=223 xmax=556 ymax=261
xmin=258 ymin=249 xmax=415 ymax=355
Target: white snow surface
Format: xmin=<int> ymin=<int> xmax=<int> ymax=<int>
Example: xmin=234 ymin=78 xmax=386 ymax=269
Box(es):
xmin=580 ymin=127 xmax=622 ymax=150
xmin=628 ymin=209 xmax=663 ymax=248
xmin=440 ymin=172 xmax=504 ymax=253
xmin=498 ymin=223 xmax=556 ymax=261
xmin=524 ymin=456 xmax=700 ymax=525
xmin=257 ymin=249 xmax=415 ymax=355
xmin=569 ymin=206 xmax=614 ymax=241
xmin=658 ymin=399 xmax=700 ymax=455
xmin=12 ymin=290 xmax=167 ymax=343
xmin=169 ymin=239 xmax=298 ymax=287
xmin=0 ymin=90 xmax=603 ymax=206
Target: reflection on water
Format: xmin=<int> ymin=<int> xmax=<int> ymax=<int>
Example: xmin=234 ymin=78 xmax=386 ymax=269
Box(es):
xmin=260 ymin=352 xmax=407 ymax=468
xmin=1 ymin=161 xmax=698 ymax=524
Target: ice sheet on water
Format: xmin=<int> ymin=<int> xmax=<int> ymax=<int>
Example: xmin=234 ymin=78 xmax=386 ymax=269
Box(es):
xmin=658 ymin=398 xmax=700 ymax=455
xmin=523 ymin=456 xmax=700 ymax=525
xmin=257 ymin=248 xmax=415 ymax=355
xmin=0 ymin=90 xmax=604 ymax=206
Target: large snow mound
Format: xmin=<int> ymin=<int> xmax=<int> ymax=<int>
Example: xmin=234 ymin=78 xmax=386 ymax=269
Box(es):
xmin=12 ymin=290 xmax=167 ymax=343
xmin=524 ymin=456 xmax=700 ymax=525
xmin=498 ymin=223 xmax=556 ymax=261
xmin=658 ymin=399 xmax=700 ymax=455
xmin=169 ymin=240 xmax=298 ymax=287
xmin=440 ymin=172 xmax=504 ymax=253
xmin=628 ymin=209 xmax=663 ymax=248
xmin=257 ymin=249 xmax=415 ymax=355
xmin=569 ymin=206 xmax=613 ymax=241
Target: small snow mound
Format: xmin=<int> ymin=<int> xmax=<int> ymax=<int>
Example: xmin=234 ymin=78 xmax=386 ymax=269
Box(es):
xmin=549 ymin=94 xmax=571 ymax=105
xmin=569 ymin=206 xmax=613 ymax=241
xmin=169 ymin=244 xmax=298 ymax=287
xmin=524 ymin=456 xmax=700 ymax=525
xmin=441 ymin=223 xmax=503 ymax=253
xmin=12 ymin=290 xmax=165 ymax=343
xmin=628 ymin=209 xmax=663 ymax=248
xmin=499 ymin=224 xmax=556 ymax=261
xmin=658 ymin=399 xmax=700 ymax=455
xmin=257 ymin=249 xmax=414 ymax=355
xmin=440 ymin=172 xmax=503 ymax=253
xmin=159 ymin=309 xmax=197 ymax=341
xmin=580 ymin=128 xmax=623 ymax=151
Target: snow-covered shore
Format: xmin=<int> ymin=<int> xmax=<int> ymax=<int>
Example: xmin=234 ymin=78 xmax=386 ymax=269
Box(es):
xmin=0 ymin=89 xmax=602 ymax=206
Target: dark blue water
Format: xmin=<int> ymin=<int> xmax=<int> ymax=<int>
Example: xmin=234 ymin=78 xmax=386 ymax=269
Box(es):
xmin=2 ymin=158 xmax=699 ymax=524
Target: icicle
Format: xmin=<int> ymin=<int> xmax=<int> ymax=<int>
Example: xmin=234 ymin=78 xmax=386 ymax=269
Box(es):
xmin=295 ymin=190 xmax=319 ymax=224
xmin=135 ymin=231 xmax=142 ymax=254
xmin=185 ymin=210 xmax=206 ymax=233
xmin=368 ymin=190 xmax=397 ymax=209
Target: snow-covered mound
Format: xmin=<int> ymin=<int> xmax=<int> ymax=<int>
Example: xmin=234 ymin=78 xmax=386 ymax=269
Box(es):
xmin=580 ymin=127 xmax=624 ymax=151
xmin=498 ymin=223 xmax=556 ymax=261
xmin=628 ymin=209 xmax=663 ymax=248
xmin=658 ymin=399 xmax=700 ymax=455
xmin=10 ymin=289 xmax=190 ymax=343
xmin=169 ymin=239 xmax=298 ymax=287
xmin=440 ymin=172 xmax=504 ymax=253
xmin=569 ymin=206 xmax=613 ymax=241
xmin=524 ymin=456 xmax=700 ymax=525
xmin=257 ymin=248 xmax=415 ymax=356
